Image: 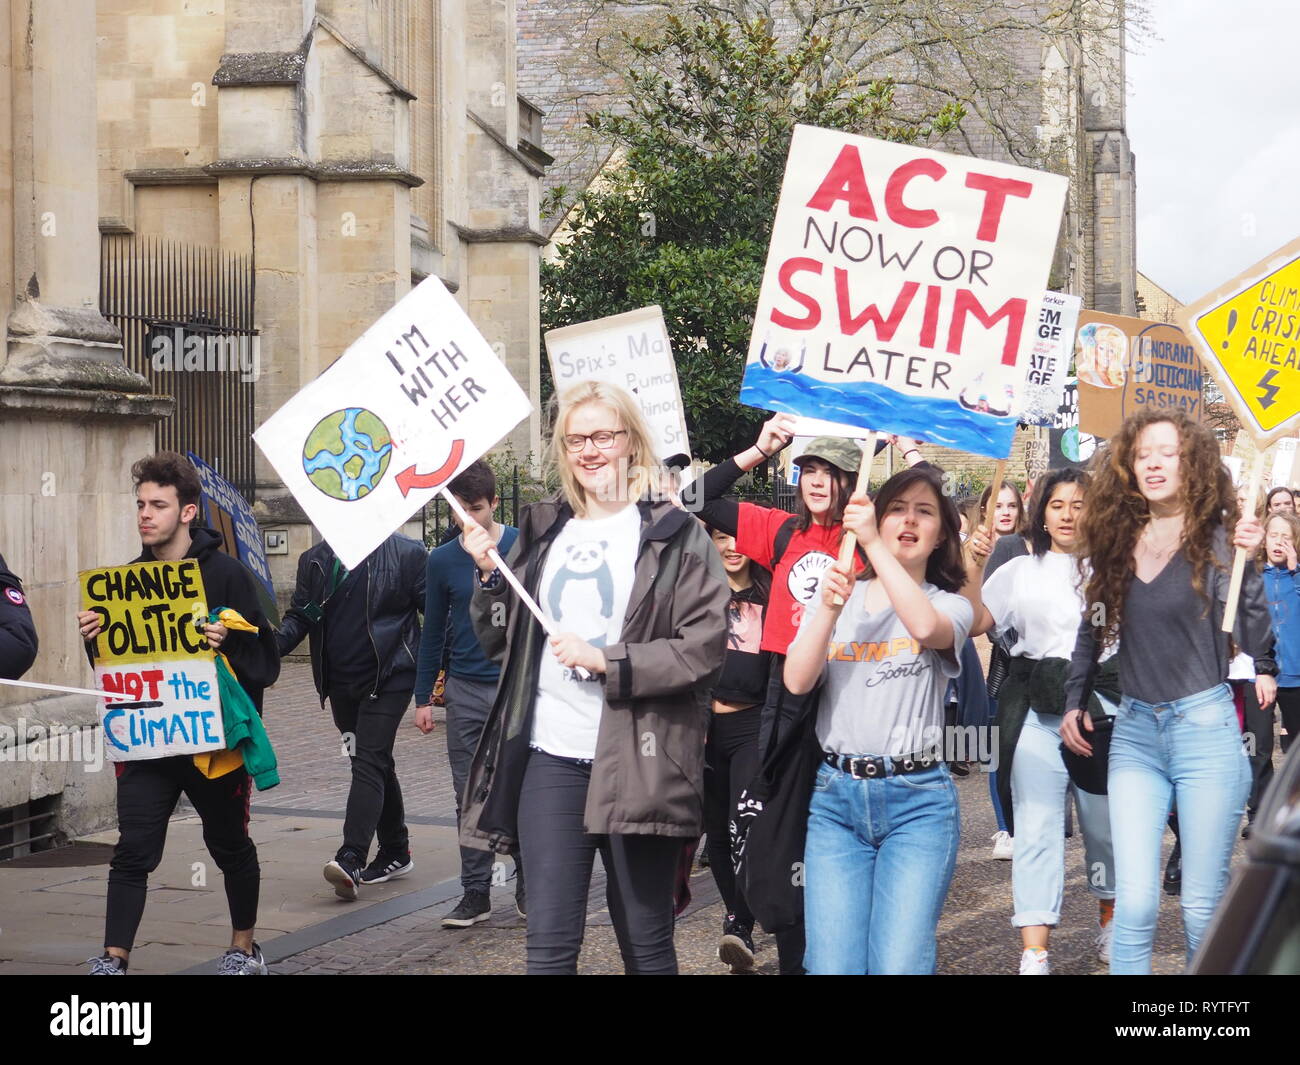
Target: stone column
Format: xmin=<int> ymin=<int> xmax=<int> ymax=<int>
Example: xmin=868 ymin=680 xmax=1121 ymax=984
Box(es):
xmin=0 ymin=0 xmax=171 ymax=843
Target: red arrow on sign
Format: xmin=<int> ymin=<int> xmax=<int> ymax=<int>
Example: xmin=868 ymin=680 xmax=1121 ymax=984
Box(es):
xmin=395 ymin=438 xmax=466 ymax=497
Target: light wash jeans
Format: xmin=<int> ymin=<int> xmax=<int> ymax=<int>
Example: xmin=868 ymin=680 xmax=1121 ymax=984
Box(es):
xmin=1108 ymin=683 xmax=1249 ymax=974
xmin=1010 ymin=708 xmax=1115 ymax=928
xmin=803 ymin=760 xmax=959 ymax=974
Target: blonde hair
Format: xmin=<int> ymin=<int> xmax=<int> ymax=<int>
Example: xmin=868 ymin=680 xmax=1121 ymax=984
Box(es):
xmin=549 ymin=381 xmax=657 ymax=517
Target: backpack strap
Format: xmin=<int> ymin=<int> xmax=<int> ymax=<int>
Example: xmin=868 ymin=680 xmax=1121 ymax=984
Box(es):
xmin=771 ymin=515 xmax=799 ymax=569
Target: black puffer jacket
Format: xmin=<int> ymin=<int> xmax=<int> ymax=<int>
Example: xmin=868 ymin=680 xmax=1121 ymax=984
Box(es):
xmin=0 ymin=552 xmax=38 ymax=680
xmin=277 ymin=533 xmax=426 ymax=702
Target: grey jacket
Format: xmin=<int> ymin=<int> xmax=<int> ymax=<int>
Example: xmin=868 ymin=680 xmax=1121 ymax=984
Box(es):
xmin=462 ymin=495 xmax=729 ymax=851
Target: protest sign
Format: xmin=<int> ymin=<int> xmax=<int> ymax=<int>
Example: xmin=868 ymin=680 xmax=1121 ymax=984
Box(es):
xmin=1075 ymin=311 xmax=1206 ymax=439
xmin=740 ymin=124 xmax=1067 ymax=460
xmin=254 ymin=277 xmax=532 ymax=569
xmin=1177 ymin=235 xmax=1300 ymax=450
xmin=187 ymin=452 xmax=278 ymax=627
xmin=1019 ymin=292 xmax=1082 ymax=425
xmin=80 ymin=560 xmax=223 ymax=761
xmin=545 ymin=306 xmax=691 ymax=462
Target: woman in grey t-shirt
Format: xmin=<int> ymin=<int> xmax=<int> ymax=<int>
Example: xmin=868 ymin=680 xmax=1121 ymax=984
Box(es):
xmin=786 ymin=466 xmax=973 ymax=975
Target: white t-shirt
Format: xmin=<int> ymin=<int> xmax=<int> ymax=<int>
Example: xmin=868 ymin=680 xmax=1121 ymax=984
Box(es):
xmin=1228 ymin=651 xmax=1256 ymax=682
xmin=531 ymin=504 xmax=641 ymax=759
xmin=982 ymin=551 xmax=1116 ymax=663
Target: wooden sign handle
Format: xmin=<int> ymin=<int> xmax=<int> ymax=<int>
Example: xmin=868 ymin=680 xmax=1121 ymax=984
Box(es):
xmin=831 ymin=433 xmax=884 ymax=607
xmin=1222 ymin=449 xmax=1266 ymax=634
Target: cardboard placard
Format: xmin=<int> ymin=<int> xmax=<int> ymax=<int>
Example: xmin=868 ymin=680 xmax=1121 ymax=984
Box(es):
xmin=544 ymin=306 xmax=691 ymax=462
xmin=1074 ymin=311 xmax=1206 ymax=439
xmin=254 ymin=277 xmax=532 ymax=569
xmin=740 ymin=124 xmax=1067 ymax=459
xmin=187 ymin=452 xmax=279 ymax=627
xmin=1178 ymin=235 xmax=1300 ymax=450
xmin=80 ymin=560 xmax=224 ymax=761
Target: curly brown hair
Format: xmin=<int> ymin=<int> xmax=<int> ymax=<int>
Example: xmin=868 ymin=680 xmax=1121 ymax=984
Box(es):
xmin=1077 ymin=410 xmax=1236 ymax=649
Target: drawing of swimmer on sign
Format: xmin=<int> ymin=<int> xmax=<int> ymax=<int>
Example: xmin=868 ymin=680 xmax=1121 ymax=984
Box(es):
xmin=958 ymin=371 xmax=1015 ymax=417
xmin=757 ymin=335 xmax=805 ymax=374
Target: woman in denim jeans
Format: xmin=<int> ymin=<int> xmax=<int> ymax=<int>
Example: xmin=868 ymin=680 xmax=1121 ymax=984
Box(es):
xmin=1061 ymin=410 xmax=1270 ymax=974
xmin=964 ymin=468 xmax=1118 ymax=974
xmin=785 ymin=466 xmax=972 ymax=974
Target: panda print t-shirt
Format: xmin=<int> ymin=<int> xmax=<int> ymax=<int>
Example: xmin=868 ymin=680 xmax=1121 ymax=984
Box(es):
xmin=531 ymin=503 xmax=642 ymax=759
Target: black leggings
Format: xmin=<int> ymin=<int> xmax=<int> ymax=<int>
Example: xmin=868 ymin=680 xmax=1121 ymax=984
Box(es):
xmin=704 ymin=705 xmax=762 ymax=926
xmin=1278 ymin=687 xmax=1300 ymax=756
xmin=106 ymin=756 xmax=258 ymax=951
xmin=516 ymin=748 xmax=682 ymax=975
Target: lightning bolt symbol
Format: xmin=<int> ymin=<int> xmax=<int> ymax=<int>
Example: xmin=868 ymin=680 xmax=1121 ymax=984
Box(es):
xmin=1257 ymin=369 xmax=1280 ymax=410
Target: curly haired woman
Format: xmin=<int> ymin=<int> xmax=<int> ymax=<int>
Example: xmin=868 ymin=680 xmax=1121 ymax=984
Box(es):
xmin=1061 ymin=410 xmax=1271 ymax=974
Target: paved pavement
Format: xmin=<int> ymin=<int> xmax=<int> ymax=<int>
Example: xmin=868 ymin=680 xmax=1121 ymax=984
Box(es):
xmin=0 ymin=661 xmax=1260 ymax=975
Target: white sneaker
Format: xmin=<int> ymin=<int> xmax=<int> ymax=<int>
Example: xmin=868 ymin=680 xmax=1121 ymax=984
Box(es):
xmin=1019 ymin=948 xmax=1050 ymax=975
xmin=990 ymin=831 xmax=1014 ymax=860
xmin=1096 ymin=919 xmax=1114 ymax=964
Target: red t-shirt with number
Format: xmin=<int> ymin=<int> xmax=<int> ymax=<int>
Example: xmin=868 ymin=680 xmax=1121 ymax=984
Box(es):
xmin=736 ymin=503 xmax=855 ymax=655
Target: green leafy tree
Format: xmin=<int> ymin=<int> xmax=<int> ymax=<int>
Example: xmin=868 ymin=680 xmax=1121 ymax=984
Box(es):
xmin=541 ymin=15 xmax=963 ymax=462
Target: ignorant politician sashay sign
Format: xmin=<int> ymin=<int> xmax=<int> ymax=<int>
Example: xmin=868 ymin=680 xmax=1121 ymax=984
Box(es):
xmin=253 ymin=277 xmax=532 ymax=569
xmin=741 ymin=124 xmax=1068 ymax=459
xmin=1074 ymin=310 xmax=1205 ymax=440
xmin=80 ymin=560 xmax=224 ymax=761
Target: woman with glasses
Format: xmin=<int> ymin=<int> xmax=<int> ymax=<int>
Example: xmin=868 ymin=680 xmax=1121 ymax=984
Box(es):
xmin=458 ymin=381 xmax=729 ymax=974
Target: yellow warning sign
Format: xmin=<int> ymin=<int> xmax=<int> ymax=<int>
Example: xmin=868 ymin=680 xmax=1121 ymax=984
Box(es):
xmin=1178 ymin=236 xmax=1300 ymax=448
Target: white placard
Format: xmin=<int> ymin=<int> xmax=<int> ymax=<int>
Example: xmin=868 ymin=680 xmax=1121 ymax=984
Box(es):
xmin=545 ymin=306 xmax=691 ymax=462
xmin=741 ymin=124 xmax=1067 ymax=459
xmin=254 ymin=277 xmax=532 ymax=568
xmin=1020 ymin=292 xmax=1083 ymax=426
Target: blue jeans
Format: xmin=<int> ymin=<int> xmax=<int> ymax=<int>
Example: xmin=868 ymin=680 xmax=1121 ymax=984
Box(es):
xmin=1108 ymin=683 xmax=1249 ymax=974
xmin=804 ymin=760 xmax=959 ymax=974
xmin=1011 ymin=709 xmax=1114 ymax=928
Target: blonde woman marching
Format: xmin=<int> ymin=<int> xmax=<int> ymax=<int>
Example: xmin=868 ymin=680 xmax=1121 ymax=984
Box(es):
xmin=460 ymin=382 xmax=729 ymax=974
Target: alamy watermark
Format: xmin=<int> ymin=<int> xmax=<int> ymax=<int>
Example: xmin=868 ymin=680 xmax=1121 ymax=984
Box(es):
xmin=0 ymin=719 xmax=105 ymax=773
xmin=150 ymin=329 xmax=260 ymax=383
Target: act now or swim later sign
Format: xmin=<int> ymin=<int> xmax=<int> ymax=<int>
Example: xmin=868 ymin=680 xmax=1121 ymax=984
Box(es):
xmin=741 ymin=125 xmax=1068 ymax=459
xmin=254 ymin=277 xmax=532 ymax=569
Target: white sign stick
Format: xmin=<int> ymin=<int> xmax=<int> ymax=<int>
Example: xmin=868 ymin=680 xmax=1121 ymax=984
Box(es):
xmin=439 ymin=489 xmax=590 ymax=679
xmin=0 ymin=677 xmax=119 ymax=699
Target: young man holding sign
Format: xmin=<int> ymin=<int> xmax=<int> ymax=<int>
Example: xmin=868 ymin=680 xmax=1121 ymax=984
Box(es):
xmin=78 ymin=453 xmax=280 ymax=975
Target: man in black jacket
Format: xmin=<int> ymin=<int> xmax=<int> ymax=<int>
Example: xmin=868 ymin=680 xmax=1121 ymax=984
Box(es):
xmin=77 ymin=453 xmax=280 ymax=975
xmin=277 ymin=530 xmax=425 ymax=900
xmin=0 ymin=552 xmax=38 ymax=680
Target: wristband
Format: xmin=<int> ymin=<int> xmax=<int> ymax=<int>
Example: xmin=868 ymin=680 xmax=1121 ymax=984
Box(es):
xmin=754 ymin=444 xmax=774 ymax=460
xmin=904 ymin=448 xmax=921 ymax=461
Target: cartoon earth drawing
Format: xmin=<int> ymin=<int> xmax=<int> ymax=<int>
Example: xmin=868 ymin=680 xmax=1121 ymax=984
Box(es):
xmin=303 ymin=408 xmax=393 ymax=500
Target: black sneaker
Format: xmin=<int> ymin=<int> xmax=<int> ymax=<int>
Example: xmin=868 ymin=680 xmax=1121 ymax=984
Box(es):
xmin=1163 ymin=841 xmax=1182 ymax=896
xmin=717 ymin=914 xmax=756 ymax=974
xmin=514 ymin=863 xmax=527 ymax=919
xmin=442 ymin=890 xmax=491 ymax=928
xmin=324 ymin=853 xmax=363 ymax=901
xmin=359 ymin=851 xmax=414 ymax=885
